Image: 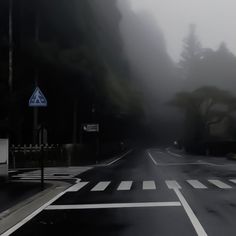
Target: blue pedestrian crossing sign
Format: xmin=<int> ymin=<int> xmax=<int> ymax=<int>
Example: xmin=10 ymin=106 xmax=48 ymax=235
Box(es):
xmin=29 ymin=87 xmax=47 ymax=107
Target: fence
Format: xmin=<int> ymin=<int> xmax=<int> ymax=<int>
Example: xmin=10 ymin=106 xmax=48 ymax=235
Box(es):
xmin=9 ymin=144 xmax=64 ymax=168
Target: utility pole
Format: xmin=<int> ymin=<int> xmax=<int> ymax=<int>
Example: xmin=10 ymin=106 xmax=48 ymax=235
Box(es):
xmin=7 ymin=0 xmax=13 ymax=143
xmin=33 ymin=10 xmax=39 ymax=144
xmin=72 ymin=99 xmax=78 ymax=145
xmin=8 ymin=0 xmax=13 ymax=93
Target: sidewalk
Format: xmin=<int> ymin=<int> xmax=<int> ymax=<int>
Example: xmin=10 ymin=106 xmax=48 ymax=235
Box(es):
xmin=0 ymin=166 xmax=92 ymax=235
xmin=0 ymin=181 xmax=49 ymax=215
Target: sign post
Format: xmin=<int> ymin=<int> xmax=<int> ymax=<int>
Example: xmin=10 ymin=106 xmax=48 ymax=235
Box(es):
xmin=82 ymin=124 xmax=100 ymax=163
xmin=29 ymin=87 xmax=47 ymax=189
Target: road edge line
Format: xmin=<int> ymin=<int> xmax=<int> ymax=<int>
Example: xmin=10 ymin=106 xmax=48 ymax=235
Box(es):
xmin=147 ymin=150 xmax=158 ymax=165
xmin=106 ymin=149 xmax=133 ymax=166
xmin=166 ymin=148 xmax=184 ymax=158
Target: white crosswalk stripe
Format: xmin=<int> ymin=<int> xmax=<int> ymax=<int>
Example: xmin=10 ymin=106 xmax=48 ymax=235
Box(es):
xmin=67 ymin=182 xmax=89 ymax=192
xmin=142 ymin=181 xmax=156 ymax=190
xmin=14 ymin=178 xmax=236 ymax=194
xmin=166 ymin=180 xmax=181 ymax=189
xmin=186 ymin=180 xmax=207 ymax=189
xmin=117 ymin=181 xmax=133 ymax=191
xmin=91 ymin=181 xmax=111 ymax=191
xmin=63 ymin=179 xmax=236 ymax=193
xmin=208 ymin=179 xmax=232 ymax=189
xmin=229 ymin=179 xmax=236 ymax=184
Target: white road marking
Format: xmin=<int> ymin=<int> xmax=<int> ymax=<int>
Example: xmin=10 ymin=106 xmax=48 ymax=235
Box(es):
xmin=66 ymin=182 xmax=88 ymax=192
xmin=187 ymin=180 xmax=207 ymax=189
xmin=196 ymin=160 xmax=223 ymax=167
xmin=229 ymin=179 xmax=236 ymax=184
xmin=155 ymin=162 xmax=224 ymax=167
xmin=158 ymin=163 xmax=203 ymax=166
xmin=166 ymin=180 xmax=182 ymax=189
xmin=166 ymin=148 xmax=183 ymax=158
xmin=13 ymin=174 xmax=53 ymax=177
xmin=167 ymin=180 xmax=207 ymax=236
xmin=143 ymin=181 xmax=156 ymax=190
xmin=46 ymin=201 xmax=181 ymax=210
xmin=117 ymin=181 xmax=133 ymax=191
xmin=156 ymin=151 xmax=164 ymax=155
xmin=16 ymin=177 xmax=76 ymax=180
xmin=147 ymin=151 xmax=158 ymax=165
xmin=106 ymin=149 xmax=133 ymax=166
xmin=208 ymin=180 xmax=232 ymax=189
xmin=91 ymin=181 xmax=111 ymax=191
xmin=1 ymin=187 xmax=70 ymax=236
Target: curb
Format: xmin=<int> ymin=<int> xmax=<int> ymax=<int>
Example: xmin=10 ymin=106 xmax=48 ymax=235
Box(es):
xmin=0 ymin=180 xmax=71 ymax=235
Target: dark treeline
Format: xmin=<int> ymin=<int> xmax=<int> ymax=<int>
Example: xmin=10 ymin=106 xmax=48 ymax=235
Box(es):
xmin=1 ymin=0 xmax=236 ymax=155
xmin=171 ymin=25 xmax=236 ymax=154
xmin=0 ymin=0 xmax=143 ymax=147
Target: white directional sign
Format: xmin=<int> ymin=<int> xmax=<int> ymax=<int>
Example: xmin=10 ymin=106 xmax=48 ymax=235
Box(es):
xmin=83 ymin=124 xmax=99 ymax=132
xmin=29 ymin=87 xmax=47 ymax=107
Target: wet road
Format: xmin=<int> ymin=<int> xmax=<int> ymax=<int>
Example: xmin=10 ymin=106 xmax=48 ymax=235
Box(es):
xmin=5 ymin=148 xmax=236 ymax=236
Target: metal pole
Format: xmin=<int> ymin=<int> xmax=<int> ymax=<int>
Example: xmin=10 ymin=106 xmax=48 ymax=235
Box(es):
xmin=9 ymin=0 xmax=13 ymax=92
xmin=33 ymin=107 xmax=38 ymax=144
xmin=40 ymin=144 xmax=44 ymax=190
xmin=72 ymin=99 xmax=78 ymax=144
xmin=33 ymin=11 xmax=39 ymax=144
xmin=34 ymin=9 xmax=43 ymax=187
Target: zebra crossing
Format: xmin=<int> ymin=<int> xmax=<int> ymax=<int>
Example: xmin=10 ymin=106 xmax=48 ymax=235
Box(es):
xmin=65 ymin=179 xmax=236 ymax=193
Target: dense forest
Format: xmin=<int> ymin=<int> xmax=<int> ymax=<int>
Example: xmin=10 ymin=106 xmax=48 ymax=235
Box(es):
xmin=1 ymin=0 xmax=236 ymax=156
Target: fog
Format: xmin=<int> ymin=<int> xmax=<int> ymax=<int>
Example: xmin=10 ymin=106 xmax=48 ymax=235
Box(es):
xmin=128 ymin=0 xmax=236 ymax=62
xmin=117 ymin=0 xmax=236 ymax=144
xmin=1 ymin=0 xmax=236 ymax=149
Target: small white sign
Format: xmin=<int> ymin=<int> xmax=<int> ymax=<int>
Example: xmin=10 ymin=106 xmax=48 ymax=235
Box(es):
xmin=83 ymin=124 xmax=99 ymax=132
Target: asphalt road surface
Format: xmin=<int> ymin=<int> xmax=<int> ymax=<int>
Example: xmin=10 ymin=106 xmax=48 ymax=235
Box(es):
xmin=4 ymin=148 xmax=236 ymax=236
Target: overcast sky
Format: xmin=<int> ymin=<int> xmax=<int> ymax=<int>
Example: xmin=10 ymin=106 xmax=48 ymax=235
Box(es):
xmin=129 ymin=0 xmax=236 ymax=61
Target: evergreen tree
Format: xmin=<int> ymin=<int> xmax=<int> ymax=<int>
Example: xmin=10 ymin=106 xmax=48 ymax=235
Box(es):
xmin=179 ymin=24 xmax=202 ymax=82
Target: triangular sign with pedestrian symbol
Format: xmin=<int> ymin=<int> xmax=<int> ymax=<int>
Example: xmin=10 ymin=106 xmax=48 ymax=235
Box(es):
xmin=29 ymin=87 xmax=47 ymax=107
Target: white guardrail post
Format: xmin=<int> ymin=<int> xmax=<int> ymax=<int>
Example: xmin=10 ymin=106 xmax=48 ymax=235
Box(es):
xmin=0 ymin=139 xmax=9 ymax=182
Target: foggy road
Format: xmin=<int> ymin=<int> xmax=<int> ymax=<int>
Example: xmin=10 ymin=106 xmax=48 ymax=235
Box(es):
xmin=2 ymin=0 xmax=236 ymax=235
xmin=4 ymin=148 xmax=236 ymax=236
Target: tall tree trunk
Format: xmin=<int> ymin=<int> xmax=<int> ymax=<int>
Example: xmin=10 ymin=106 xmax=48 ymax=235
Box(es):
xmin=72 ymin=99 xmax=78 ymax=144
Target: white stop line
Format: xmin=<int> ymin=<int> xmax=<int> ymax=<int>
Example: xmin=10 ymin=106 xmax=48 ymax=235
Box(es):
xmin=45 ymin=201 xmax=181 ymax=210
